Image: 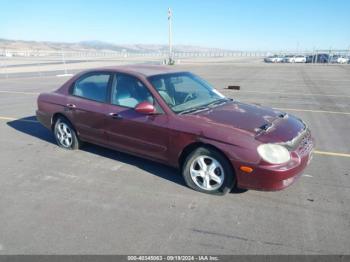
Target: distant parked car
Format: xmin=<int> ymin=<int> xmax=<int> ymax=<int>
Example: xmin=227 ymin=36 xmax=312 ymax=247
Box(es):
xmin=330 ymin=55 xmax=349 ymax=64
xmin=282 ymin=55 xmax=295 ymax=63
xmin=330 ymin=55 xmax=339 ymax=63
xmin=339 ymin=56 xmax=350 ymax=64
xmin=264 ymin=55 xmax=284 ymax=63
xmin=290 ymin=55 xmax=306 ymax=63
xmin=314 ymin=54 xmax=329 ymax=63
xmin=305 ymin=55 xmax=314 ymax=63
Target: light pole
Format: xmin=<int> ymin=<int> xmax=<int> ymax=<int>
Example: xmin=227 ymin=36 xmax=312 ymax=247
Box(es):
xmin=168 ymin=7 xmax=173 ymax=64
xmin=61 ymin=48 xmax=68 ymax=75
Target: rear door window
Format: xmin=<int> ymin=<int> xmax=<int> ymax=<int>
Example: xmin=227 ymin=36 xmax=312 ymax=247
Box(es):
xmin=73 ymin=73 xmax=111 ymax=103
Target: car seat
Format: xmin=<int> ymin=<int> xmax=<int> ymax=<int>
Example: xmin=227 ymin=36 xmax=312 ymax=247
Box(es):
xmin=114 ymin=77 xmax=139 ymax=108
xmin=152 ymin=78 xmax=175 ymax=107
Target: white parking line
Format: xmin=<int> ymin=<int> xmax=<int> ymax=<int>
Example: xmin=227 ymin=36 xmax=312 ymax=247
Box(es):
xmin=274 ymin=107 xmax=350 ymax=115
xmin=56 ymin=74 xmax=73 ymax=77
xmin=236 ymin=90 xmax=350 ymax=98
xmin=302 ymin=174 xmax=313 ymax=178
xmin=0 ymin=90 xmax=39 ymax=95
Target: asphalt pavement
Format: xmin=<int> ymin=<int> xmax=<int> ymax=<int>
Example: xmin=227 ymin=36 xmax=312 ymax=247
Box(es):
xmin=0 ymin=62 xmax=349 ymax=254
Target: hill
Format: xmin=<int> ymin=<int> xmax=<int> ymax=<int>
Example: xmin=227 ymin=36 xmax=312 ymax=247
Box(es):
xmin=0 ymin=39 xmax=229 ymax=53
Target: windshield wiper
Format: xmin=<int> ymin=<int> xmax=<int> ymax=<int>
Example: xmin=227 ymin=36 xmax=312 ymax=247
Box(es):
xmin=178 ymin=106 xmax=209 ymax=115
xmin=206 ymin=98 xmax=231 ymax=108
xmin=178 ymin=98 xmax=231 ymax=115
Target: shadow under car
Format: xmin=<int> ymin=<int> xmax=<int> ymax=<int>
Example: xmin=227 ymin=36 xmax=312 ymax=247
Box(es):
xmin=7 ymin=116 xmax=246 ymax=194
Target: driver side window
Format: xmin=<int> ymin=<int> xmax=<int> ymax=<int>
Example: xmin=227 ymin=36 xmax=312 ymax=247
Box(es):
xmin=111 ymin=74 xmax=154 ymax=108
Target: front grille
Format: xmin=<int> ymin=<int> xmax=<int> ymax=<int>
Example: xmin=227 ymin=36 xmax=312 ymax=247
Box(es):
xmin=281 ymin=127 xmax=308 ymax=150
xmin=280 ymin=127 xmax=313 ymax=155
xmin=296 ymin=130 xmax=313 ymax=156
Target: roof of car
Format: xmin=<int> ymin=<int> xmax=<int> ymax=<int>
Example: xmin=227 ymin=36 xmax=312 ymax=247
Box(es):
xmin=96 ymin=64 xmax=184 ymax=77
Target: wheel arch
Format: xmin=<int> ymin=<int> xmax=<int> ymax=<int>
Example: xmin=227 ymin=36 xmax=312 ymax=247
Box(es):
xmin=178 ymin=141 xmax=235 ymax=172
xmin=51 ymin=112 xmax=82 ymax=149
xmin=51 ymin=113 xmax=75 ymax=132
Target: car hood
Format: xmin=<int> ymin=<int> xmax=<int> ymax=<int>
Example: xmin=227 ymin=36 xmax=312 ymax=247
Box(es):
xmin=191 ymin=101 xmax=306 ymax=144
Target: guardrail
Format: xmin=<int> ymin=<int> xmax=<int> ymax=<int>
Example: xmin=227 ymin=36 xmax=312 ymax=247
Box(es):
xmin=0 ymin=49 xmax=349 ymax=79
xmin=0 ymin=50 xmax=295 ymax=58
xmin=1 ymin=49 xmax=349 ymax=58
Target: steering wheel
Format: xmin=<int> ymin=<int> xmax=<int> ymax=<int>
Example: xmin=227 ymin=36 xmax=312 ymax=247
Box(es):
xmin=183 ymin=93 xmax=195 ymax=103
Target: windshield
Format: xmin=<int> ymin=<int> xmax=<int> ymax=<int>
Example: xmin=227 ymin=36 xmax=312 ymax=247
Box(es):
xmin=148 ymin=72 xmax=226 ymax=113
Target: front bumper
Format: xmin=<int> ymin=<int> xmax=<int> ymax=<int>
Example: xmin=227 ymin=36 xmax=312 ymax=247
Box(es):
xmin=235 ymin=136 xmax=314 ymax=191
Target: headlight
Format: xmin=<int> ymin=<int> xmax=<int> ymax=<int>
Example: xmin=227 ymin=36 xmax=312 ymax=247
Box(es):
xmin=257 ymin=144 xmax=291 ymax=164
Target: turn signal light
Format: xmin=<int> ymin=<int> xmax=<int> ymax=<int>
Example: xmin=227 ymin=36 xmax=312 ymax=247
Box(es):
xmin=240 ymin=166 xmax=253 ymax=173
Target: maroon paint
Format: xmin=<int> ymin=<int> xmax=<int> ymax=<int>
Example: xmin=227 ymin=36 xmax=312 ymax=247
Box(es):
xmin=36 ymin=65 xmax=314 ymax=191
xmin=135 ymin=101 xmax=156 ymax=114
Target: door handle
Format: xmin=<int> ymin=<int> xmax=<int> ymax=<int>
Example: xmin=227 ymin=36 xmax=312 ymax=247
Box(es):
xmin=65 ymin=103 xmax=76 ymax=111
xmin=109 ymin=113 xmax=123 ymax=120
xmin=66 ymin=103 xmax=76 ymax=109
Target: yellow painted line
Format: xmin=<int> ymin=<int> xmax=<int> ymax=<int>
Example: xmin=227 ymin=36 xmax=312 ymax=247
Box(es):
xmin=314 ymin=150 xmax=350 ymax=158
xmin=274 ymin=107 xmax=350 ymax=115
xmin=0 ymin=116 xmax=38 ymax=123
xmin=237 ymin=90 xmax=350 ymax=98
xmin=0 ymin=90 xmax=39 ymax=95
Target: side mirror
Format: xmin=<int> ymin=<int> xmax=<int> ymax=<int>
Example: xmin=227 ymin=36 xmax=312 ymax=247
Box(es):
xmin=135 ymin=101 xmax=156 ymax=115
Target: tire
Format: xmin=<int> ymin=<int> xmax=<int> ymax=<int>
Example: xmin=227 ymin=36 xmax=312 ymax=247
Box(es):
xmin=53 ymin=117 xmax=80 ymax=150
xmin=182 ymin=146 xmax=235 ymax=195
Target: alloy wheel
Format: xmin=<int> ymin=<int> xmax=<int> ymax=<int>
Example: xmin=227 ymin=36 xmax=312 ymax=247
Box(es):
xmin=189 ymin=155 xmax=225 ymax=191
xmin=55 ymin=122 xmax=73 ymax=148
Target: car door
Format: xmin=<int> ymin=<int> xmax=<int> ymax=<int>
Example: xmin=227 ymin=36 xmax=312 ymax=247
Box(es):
xmin=105 ymin=73 xmax=170 ymax=162
xmin=66 ymin=72 xmax=112 ymax=145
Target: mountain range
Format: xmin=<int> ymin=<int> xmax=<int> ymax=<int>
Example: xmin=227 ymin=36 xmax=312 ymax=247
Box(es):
xmin=0 ymin=39 xmax=230 ymax=53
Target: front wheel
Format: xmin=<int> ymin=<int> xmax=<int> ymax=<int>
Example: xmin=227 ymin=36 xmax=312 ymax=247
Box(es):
xmin=182 ymin=147 xmax=235 ymax=195
xmin=54 ymin=117 xmax=80 ymax=150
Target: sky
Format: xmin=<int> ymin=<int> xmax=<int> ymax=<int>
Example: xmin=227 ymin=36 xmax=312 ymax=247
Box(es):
xmin=1 ymin=0 xmax=349 ymax=50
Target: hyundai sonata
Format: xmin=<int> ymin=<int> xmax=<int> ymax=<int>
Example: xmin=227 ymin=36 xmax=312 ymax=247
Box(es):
xmin=36 ymin=65 xmax=314 ymax=195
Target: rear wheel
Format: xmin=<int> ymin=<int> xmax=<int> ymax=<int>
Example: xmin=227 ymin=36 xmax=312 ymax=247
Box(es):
xmin=182 ymin=147 xmax=235 ymax=195
xmin=54 ymin=117 xmax=80 ymax=150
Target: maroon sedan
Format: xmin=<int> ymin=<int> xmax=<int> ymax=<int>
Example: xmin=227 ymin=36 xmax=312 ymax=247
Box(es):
xmin=36 ymin=65 xmax=314 ymax=195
